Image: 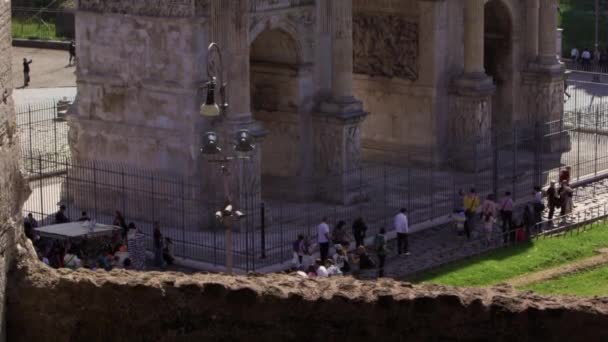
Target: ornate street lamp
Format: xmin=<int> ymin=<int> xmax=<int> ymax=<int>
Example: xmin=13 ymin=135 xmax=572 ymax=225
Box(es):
xmin=200 ymin=42 xmax=255 ymax=275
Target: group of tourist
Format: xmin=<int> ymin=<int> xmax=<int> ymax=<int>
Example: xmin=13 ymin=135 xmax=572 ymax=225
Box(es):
xmin=570 ymin=47 xmax=608 ymax=71
xmin=452 ymin=167 xmax=575 ymax=245
xmin=292 ymin=209 xmax=410 ymax=278
xmin=24 ymin=207 xmax=175 ymax=272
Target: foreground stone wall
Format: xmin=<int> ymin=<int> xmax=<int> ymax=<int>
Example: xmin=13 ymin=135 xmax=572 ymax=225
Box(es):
xmin=0 ymin=1 xmax=28 ymax=341
xmin=7 ymin=244 xmax=608 ymax=342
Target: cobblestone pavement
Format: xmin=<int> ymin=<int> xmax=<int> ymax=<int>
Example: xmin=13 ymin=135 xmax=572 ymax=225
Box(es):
xmin=360 ymin=178 xmax=608 ymax=280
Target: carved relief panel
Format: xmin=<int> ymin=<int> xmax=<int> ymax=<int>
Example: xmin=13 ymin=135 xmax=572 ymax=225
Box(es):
xmin=353 ymin=13 xmax=419 ymax=80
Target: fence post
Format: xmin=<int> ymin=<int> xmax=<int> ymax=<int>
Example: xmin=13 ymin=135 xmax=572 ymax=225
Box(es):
xmin=38 ymin=155 xmax=44 ymax=220
xmin=512 ymin=127 xmax=517 ymax=200
xmin=576 ymin=110 xmax=581 ymax=182
xmin=93 ymin=161 xmax=98 ymax=219
xmin=595 ymin=106 xmax=599 ymax=177
xmin=260 ymin=202 xmax=266 ymax=259
xmin=492 ymin=132 xmax=498 ymax=198
xmin=28 ymin=105 xmax=33 ymax=173
xmin=53 ymin=102 xmax=58 ymax=164
xmin=181 ymin=178 xmax=186 ymax=258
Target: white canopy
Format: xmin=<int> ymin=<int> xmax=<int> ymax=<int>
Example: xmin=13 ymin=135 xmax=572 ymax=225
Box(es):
xmin=35 ymin=222 xmax=121 ymax=240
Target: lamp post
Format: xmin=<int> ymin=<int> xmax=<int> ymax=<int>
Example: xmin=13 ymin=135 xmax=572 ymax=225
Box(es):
xmin=200 ymin=42 xmax=255 ymax=275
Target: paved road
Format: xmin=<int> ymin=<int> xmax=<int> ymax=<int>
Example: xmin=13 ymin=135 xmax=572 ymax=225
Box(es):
xmin=11 ymin=47 xmax=76 ymax=89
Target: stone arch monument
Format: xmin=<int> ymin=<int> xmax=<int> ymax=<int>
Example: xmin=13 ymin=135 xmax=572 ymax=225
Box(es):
xmin=68 ymin=0 xmax=564 ymax=214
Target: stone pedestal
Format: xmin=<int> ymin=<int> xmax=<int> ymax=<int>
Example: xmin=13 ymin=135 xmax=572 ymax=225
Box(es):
xmin=522 ymin=63 xmax=569 ymax=153
xmin=313 ymin=97 xmax=367 ymax=205
xmin=449 ymin=75 xmax=496 ymax=171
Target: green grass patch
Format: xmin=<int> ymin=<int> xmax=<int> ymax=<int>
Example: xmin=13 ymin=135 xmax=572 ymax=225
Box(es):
xmin=11 ymin=17 xmax=65 ymax=41
xmin=410 ymin=225 xmax=608 ymax=287
xmin=522 ymin=265 xmax=608 ymax=297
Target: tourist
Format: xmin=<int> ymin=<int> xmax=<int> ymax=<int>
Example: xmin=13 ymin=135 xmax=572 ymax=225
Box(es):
xmin=55 ymin=205 xmax=70 ymax=224
xmin=24 ymin=213 xmax=38 ymax=228
xmin=581 ymin=48 xmax=592 ymax=69
xmin=499 ymin=192 xmax=514 ymax=244
xmin=77 ymin=211 xmax=91 ymax=222
xmin=482 ymin=194 xmax=496 ymax=218
xmin=153 ymin=222 xmax=165 ymax=269
xmin=317 ymin=217 xmax=331 ymax=262
xmin=464 ymin=188 xmax=480 ymax=240
xmin=454 ymin=189 xmax=465 ymax=213
xmin=332 ymin=244 xmax=350 ymax=274
xmin=68 ymin=40 xmax=76 ymax=65
xmin=127 ymin=223 xmax=146 ymax=271
xmin=482 ymin=213 xmax=495 ymax=246
xmin=163 ymin=237 xmax=174 ymax=266
xmin=331 ymin=220 xmax=351 ymax=246
xmin=356 ymin=246 xmax=375 ymax=270
xmin=315 ymin=259 xmax=329 ymax=277
xmin=532 ymin=186 xmax=544 ymax=226
xmin=546 ymin=180 xmax=560 ymax=227
xmin=570 ymin=47 xmax=579 ymax=63
xmin=352 ymin=217 xmax=367 ymax=248
xmin=113 ymin=211 xmax=127 ymax=240
xmin=394 ymin=208 xmax=410 ymax=256
xmin=374 ymin=227 xmax=388 ymax=278
xmin=453 ymin=210 xmax=466 ymax=236
xmin=63 ymin=246 xmax=82 ymax=270
xmin=24 ymin=221 xmax=35 ymax=241
xmin=301 ymin=236 xmax=315 ymax=270
xmin=22 ymin=58 xmax=32 ymax=87
xmin=559 ymin=181 xmax=574 ymax=218
xmin=559 ymin=166 xmax=571 ymax=185
xmin=292 ymin=235 xmax=305 ymax=269
xmin=523 ymin=204 xmax=535 ymax=238
xmin=325 ymin=259 xmax=342 ymax=276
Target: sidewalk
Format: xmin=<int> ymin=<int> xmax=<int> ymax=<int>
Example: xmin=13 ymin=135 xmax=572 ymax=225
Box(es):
xmin=362 ymin=177 xmax=608 ymax=280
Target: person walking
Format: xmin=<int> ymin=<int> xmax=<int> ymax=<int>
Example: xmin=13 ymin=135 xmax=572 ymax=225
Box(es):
xmin=374 ymin=227 xmax=388 ymax=278
xmin=581 ymin=48 xmax=592 ymax=70
xmin=153 ymin=222 xmax=165 ymax=269
xmin=394 ymin=208 xmax=410 ymax=256
xmin=23 ymin=58 xmax=32 ymax=87
xmin=559 ymin=181 xmax=574 ymax=219
xmin=546 ymin=181 xmax=560 ymax=227
xmin=532 ymin=186 xmax=545 ymax=226
xmin=127 ymin=223 xmax=146 ymax=271
xmin=570 ymin=47 xmax=579 ymax=63
xmin=463 ymin=188 xmax=480 ymax=240
xmin=317 ymin=217 xmax=331 ymax=262
xmin=352 ymin=217 xmax=367 ymax=248
xmin=292 ymin=235 xmax=305 ymax=269
xmin=68 ymin=40 xmax=76 ymax=65
xmin=499 ymin=192 xmax=514 ymax=244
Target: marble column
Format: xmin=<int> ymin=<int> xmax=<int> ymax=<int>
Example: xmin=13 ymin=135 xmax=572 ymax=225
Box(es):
xmin=463 ymin=0 xmax=485 ymax=76
xmin=538 ymin=0 xmax=558 ymax=65
xmin=315 ymin=0 xmax=367 ymax=204
xmin=329 ymin=0 xmax=354 ymax=100
xmin=526 ymin=0 xmax=540 ymax=63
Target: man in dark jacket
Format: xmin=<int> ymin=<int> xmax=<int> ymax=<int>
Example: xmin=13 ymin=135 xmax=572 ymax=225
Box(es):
xmin=546 ymin=180 xmax=560 ymax=227
xmin=55 ymin=205 xmax=70 ymax=224
xmin=352 ymin=217 xmax=367 ymax=248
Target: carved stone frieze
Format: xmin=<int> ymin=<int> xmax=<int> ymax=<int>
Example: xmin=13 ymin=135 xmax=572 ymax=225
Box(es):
xmin=353 ymin=13 xmax=419 ymax=81
xmin=77 ymin=0 xmax=200 ymax=17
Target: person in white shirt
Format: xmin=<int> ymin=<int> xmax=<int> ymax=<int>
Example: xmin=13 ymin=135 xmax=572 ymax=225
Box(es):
xmin=571 ymin=47 xmax=579 ymax=62
xmin=317 ymin=217 xmax=331 ymax=262
xmin=394 ymin=208 xmax=410 ymax=255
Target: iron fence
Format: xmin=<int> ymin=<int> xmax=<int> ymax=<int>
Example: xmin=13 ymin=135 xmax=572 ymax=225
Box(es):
xmin=16 ymin=81 xmax=608 ymax=272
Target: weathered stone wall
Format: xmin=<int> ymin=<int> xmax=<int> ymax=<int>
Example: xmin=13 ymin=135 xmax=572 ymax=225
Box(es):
xmin=7 ymin=246 xmax=608 ymax=342
xmin=69 ymin=10 xmax=208 ymax=177
xmin=0 ymin=1 xmax=28 ymax=341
